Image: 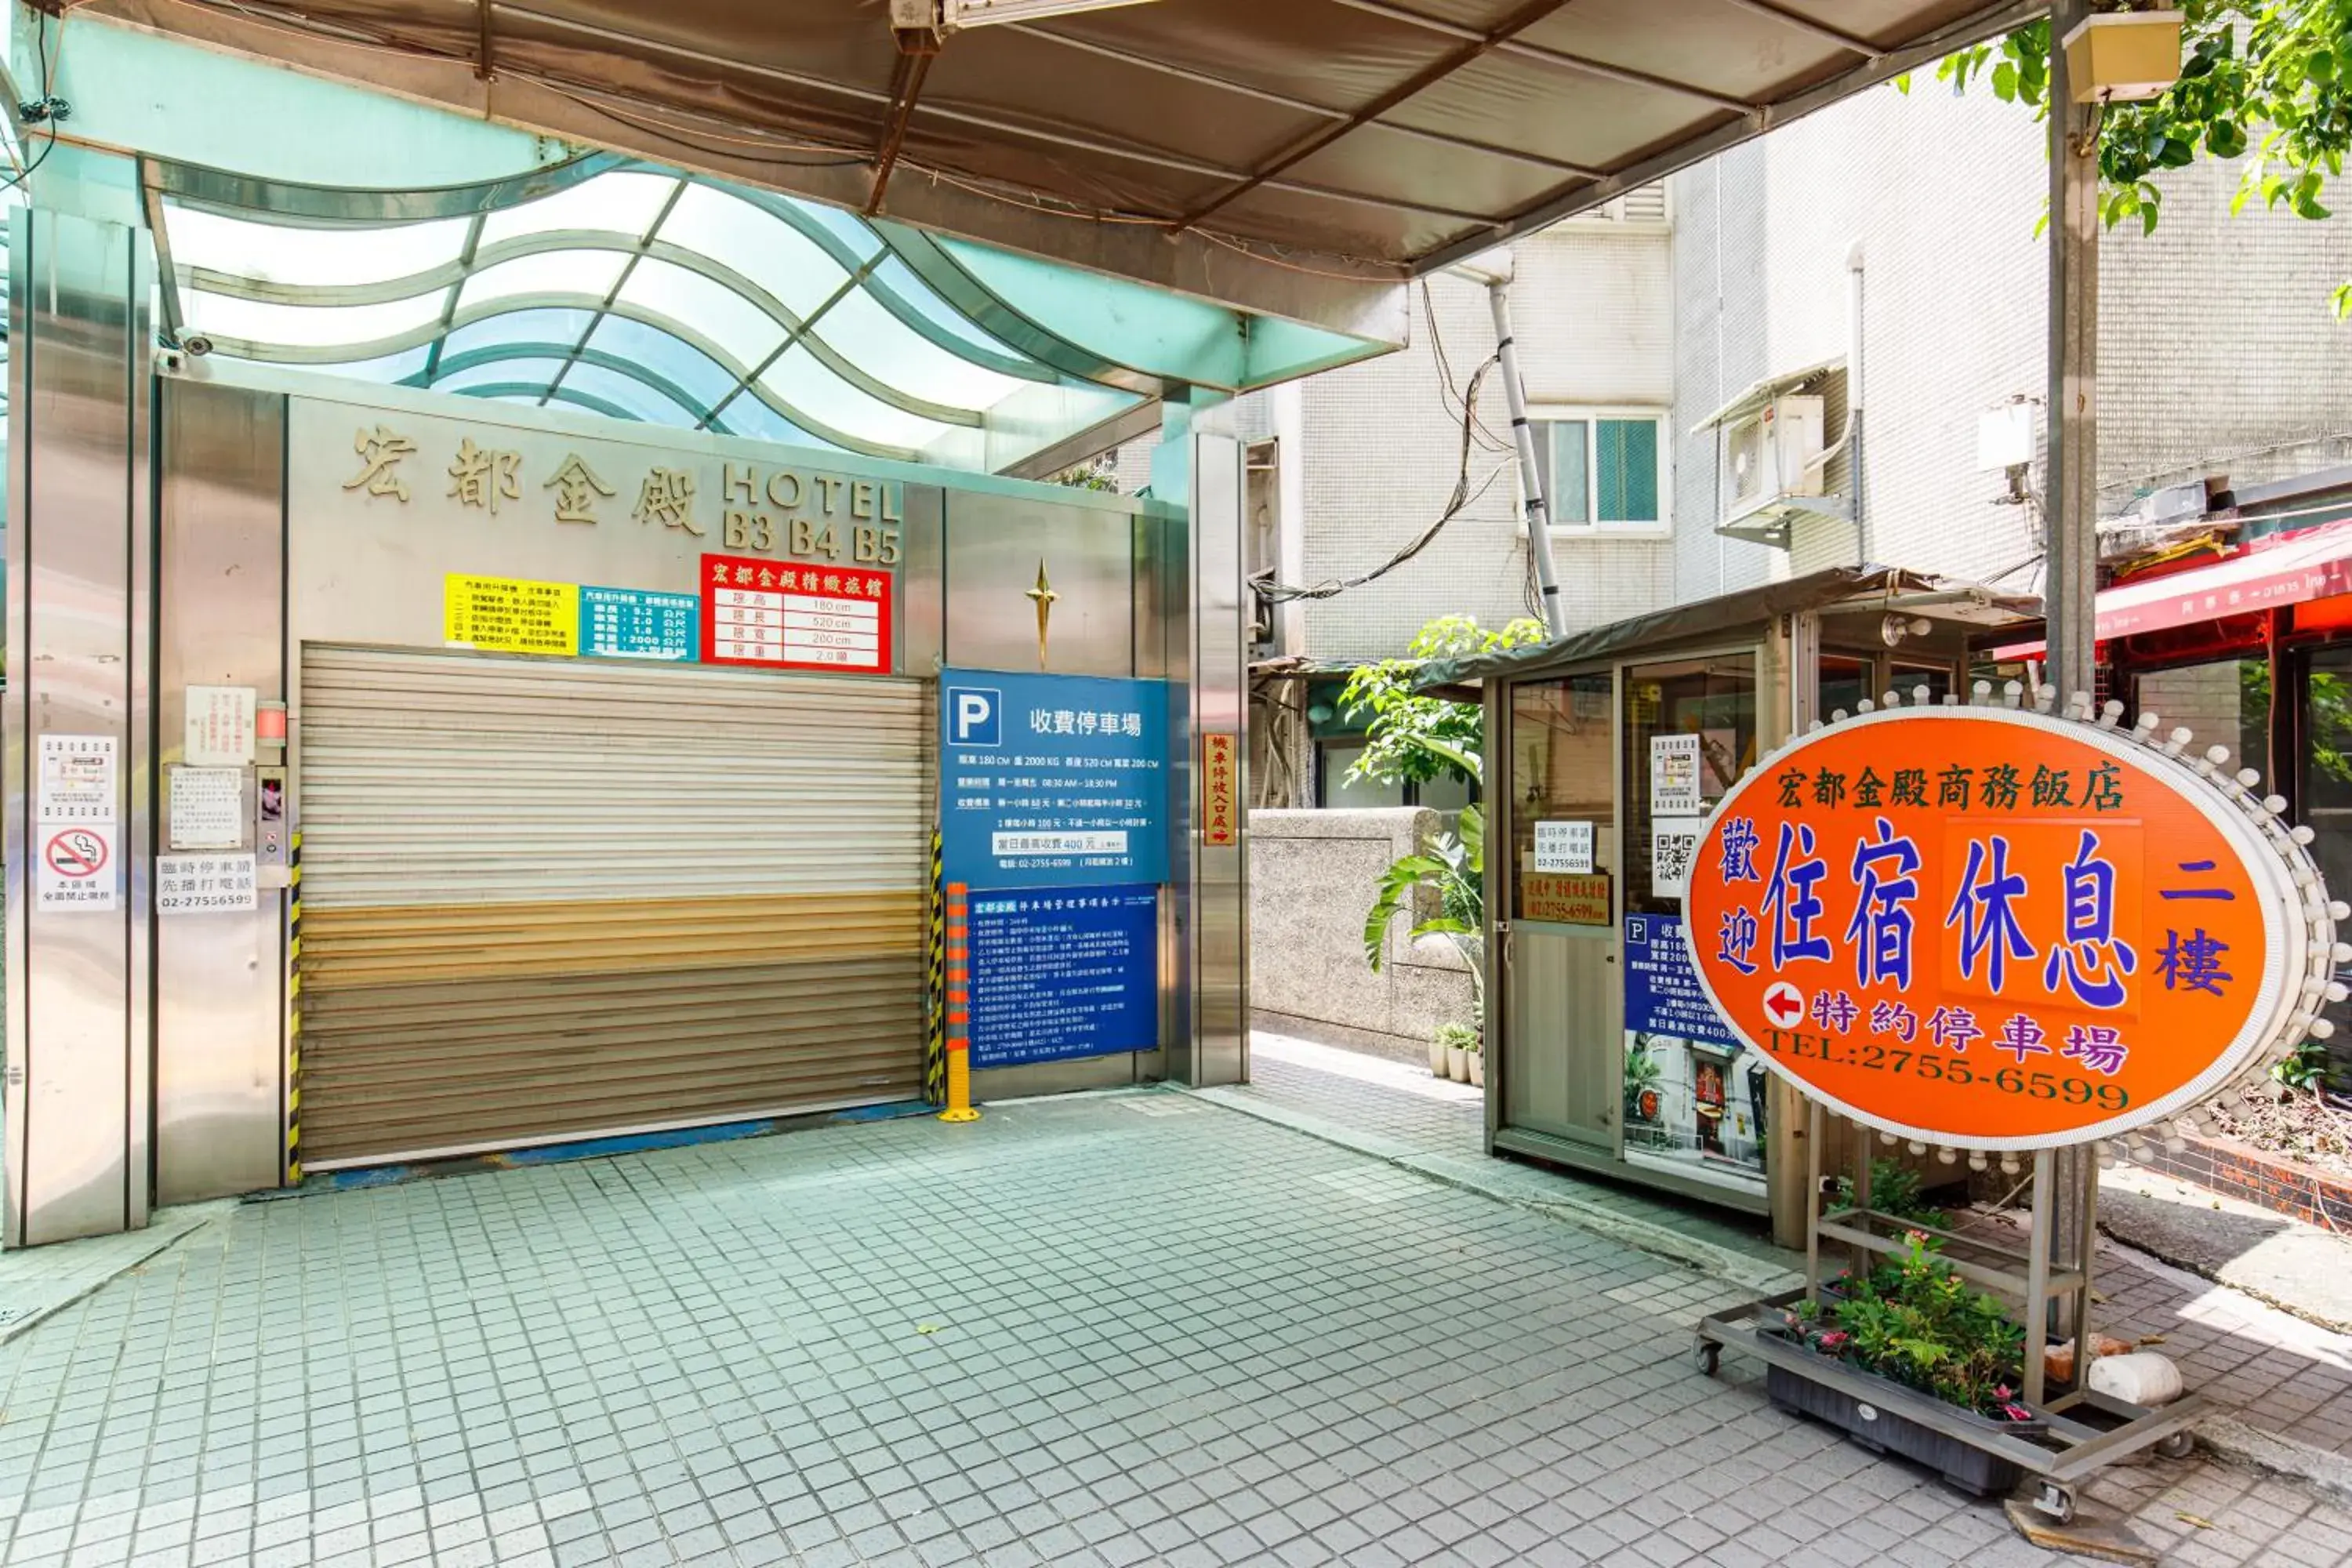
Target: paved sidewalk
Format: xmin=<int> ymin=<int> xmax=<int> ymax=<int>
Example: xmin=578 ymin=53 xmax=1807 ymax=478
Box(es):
xmin=0 ymin=1087 xmax=2347 ymax=1566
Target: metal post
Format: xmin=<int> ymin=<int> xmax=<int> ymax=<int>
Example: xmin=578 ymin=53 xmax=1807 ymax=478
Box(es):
xmin=2024 ymin=1149 xmax=2055 ymax=1407
xmin=1486 ymin=278 xmax=1569 ymax=640
xmin=2045 ymin=0 xmax=2100 ymax=1342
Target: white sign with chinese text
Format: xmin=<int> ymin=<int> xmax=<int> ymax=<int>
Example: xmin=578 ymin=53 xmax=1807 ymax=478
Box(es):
xmin=158 ymin=854 xmax=260 ymax=914
xmin=1534 ymin=819 xmax=1595 ymax=874
xmin=168 ymin=766 xmax=248 ymax=850
xmin=185 ymin=686 xmax=258 ymax=766
xmin=38 ymin=735 xmax=116 ymax=826
xmin=1650 ymin=732 xmax=1703 ymax=817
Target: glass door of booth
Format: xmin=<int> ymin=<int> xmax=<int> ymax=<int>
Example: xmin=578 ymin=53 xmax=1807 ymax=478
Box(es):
xmin=1501 ymin=671 xmax=1620 ymax=1152
xmin=1620 ymin=655 xmax=1765 ymax=1196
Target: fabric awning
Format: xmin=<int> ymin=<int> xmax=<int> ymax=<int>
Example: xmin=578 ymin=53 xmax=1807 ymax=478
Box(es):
xmin=2098 ymin=519 xmax=2352 ymax=641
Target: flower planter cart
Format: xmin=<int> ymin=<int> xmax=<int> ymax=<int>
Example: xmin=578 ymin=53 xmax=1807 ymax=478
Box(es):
xmin=1695 ymin=1104 xmax=2202 ymax=1525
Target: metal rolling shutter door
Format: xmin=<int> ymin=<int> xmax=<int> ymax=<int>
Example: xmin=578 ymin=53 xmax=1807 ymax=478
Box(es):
xmin=297 ymin=645 xmax=930 ymax=1167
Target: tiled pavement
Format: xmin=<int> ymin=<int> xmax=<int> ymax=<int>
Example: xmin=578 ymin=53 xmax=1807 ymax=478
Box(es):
xmin=1 ymin=1089 xmax=2350 ymax=1566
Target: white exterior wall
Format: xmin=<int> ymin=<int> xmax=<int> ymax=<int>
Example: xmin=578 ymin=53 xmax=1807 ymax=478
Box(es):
xmin=1673 ymin=79 xmax=2352 ymax=599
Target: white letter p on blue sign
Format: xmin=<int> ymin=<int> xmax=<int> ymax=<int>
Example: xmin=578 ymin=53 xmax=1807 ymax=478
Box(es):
xmin=950 ymin=688 xmax=1001 ymax=747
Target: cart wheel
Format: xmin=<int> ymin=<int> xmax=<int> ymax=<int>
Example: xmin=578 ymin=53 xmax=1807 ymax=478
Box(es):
xmin=2034 ymin=1483 xmax=2076 ymax=1525
xmin=1694 ymin=1341 xmax=1722 ymax=1377
xmin=2157 ymin=1432 xmax=2195 ymax=1461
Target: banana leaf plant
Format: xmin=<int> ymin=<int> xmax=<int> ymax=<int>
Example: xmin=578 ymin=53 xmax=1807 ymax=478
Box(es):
xmin=1363 ymin=801 xmax=1486 ymax=1011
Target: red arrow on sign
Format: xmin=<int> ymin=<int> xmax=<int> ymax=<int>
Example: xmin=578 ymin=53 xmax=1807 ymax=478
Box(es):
xmin=1762 ymin=982 xmax=1806 ymax=1029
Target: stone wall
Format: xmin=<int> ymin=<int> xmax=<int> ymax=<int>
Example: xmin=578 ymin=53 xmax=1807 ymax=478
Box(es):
xmin=1250 ymin=807 xmax=1476 ymax=1055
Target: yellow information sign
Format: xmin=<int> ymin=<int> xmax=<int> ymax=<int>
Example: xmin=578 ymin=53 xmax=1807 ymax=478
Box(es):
xmin=443 ymin=574 xmax=579 ymax=656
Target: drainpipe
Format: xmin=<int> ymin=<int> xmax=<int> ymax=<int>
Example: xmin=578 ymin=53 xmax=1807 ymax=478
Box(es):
xmin=1457 ymin=249 xmax=1569 ymax=639
xmin=1847 ymin=240 xmax=1867 ymax=563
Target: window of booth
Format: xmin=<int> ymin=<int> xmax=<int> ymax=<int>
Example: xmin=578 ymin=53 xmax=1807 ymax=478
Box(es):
xmin=1624 ymin=656 xmax=1759 ymax=916
xmin=2294 ymin=649 xmax=2352 ymax=1070
xmin=1510 ymin=672 xmax=1615 ymax=924
xmin=1621 ymin=654 xmax=1765 ymax=1187
xmin=1817 ymin=654 xmax=1872 ymax=721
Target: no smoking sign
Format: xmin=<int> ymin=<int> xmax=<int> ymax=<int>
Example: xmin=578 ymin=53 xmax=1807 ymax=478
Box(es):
xmin=38 ymin=825 xmax=115 ymax=910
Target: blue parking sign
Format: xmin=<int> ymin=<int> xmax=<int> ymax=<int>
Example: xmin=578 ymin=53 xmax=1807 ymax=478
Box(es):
xmin=940 ymin=668 xmax=1170 ymax=890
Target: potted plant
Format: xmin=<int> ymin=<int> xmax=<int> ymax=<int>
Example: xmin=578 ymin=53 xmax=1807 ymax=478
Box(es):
xmin=1436 ymin=1021 xmax=1475 ymax=1083
xmin=1762 ymin=1231 xmax=2042 ymax=1496
xmin=1427 ymin=1028 xmax=1451 ymax=1079
xmin=1465 ymin=1029 xmax=1484 ymax=1089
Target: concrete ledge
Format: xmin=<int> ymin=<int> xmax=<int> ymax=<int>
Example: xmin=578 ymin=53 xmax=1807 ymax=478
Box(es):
xmin=1188 ymin=1083 xmax=1802 ymax=1296
xmin=2197 ymin=1416 xmax=2352 ymax=1510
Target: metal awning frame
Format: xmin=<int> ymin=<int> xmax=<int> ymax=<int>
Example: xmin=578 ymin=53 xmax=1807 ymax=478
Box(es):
xmin=73 ymin=0 xmax=2045 ymax=318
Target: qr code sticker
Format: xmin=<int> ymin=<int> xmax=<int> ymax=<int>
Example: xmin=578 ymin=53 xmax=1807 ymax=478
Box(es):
xmin=1654 ymin=829 xmax=1698 ymax=889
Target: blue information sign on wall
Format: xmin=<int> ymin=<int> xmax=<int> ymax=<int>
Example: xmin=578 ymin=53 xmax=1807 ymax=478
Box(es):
xmin=1624 ymin=914 xmax=1738 ymax=1047
xmin=940 ymin=669 xmax=1170 ymax=890
xmin=582 ymin=586 xmax=699 ymax=662
xmin=968 ymin=884 xmax=1159 ymax=1067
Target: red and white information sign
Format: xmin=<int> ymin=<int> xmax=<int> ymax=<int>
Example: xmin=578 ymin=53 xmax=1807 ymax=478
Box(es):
xmin=699 ymin=553 xmax=893 ymax=673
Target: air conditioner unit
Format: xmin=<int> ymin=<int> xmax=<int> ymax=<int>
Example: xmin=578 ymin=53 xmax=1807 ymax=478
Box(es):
xmin=1717 ymin=394 xmax=1849 ymax=548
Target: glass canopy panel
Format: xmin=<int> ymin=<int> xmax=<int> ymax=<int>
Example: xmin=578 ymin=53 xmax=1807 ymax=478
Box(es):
xmin=557 ymin=361 xmax=704 ymax=426
xmin=866 ymin=254 xmax=1029 ymax=364
xmin=304 ymin=344 xmax=434 ymax=383
xmin=817 ymin=285 xmax=1028 ymax=413
xmin=782 ymin=197 xmax=885 ymax=267
xmin=582 ymin=316 xmax=740 ymax=414
xmin=180 ymin=286 xmax=448 ymax=349
xmin=455 ymin=249 xmax=630 ymax=315
xmin=657 ymin=184 xmax=851 ymax=324
xmin=433 ymin=357 xmax=575 ymax=395
xmin=441 ymin=308 xmax=599 ymax=358
xmin=756 ymin=343 xmax=953 ymax=453
xmin=476 ymin=170 xmax=681 ymax=249
xmin=707 ymin=391 xmax=821 ymax=448
xmin=165 ymin=204 xmax=472 ymax=288
xmin=615 ymin=258 xmax=786 ymax=368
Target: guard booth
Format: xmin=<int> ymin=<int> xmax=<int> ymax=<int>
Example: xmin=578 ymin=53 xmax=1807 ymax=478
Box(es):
xmin=1421 ymin=568 xmax=2040 ymax=1246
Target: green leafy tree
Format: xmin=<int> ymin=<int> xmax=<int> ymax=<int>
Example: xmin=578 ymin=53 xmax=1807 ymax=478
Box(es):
xmin=1911 ymin=3 xmax=2352 ymax=317
xmin=1337 ymin=613 xmax=1546 ymax=788
xmin=1363 ymin=802 xmax=1486 ymax=1012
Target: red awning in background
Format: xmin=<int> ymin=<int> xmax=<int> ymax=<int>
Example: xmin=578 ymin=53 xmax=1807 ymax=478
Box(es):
xmin=2097 ymin=518 xmax=2352 ymax=639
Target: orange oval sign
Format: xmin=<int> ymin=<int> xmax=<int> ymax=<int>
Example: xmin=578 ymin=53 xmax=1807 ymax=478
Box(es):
xmin=1682 ymin=708 xmax=2297 ymax=1148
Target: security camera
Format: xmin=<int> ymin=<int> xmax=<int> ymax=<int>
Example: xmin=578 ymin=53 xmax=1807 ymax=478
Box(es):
xmin=182 ymin=335 xmax=213 ymax=358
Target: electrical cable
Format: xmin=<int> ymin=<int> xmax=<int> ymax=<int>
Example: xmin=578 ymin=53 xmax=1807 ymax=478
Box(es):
xmin=1253 ymin=354 xmax=1507 ymax=604
xmin=2 ymin=16 xmax=63 ymax=198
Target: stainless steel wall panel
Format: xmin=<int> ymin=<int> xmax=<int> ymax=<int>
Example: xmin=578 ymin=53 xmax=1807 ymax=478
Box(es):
xmin=1189 ymin=426 xmax=1247 ymax=1088
xmin=902 ymin=484 xmax=946 ymax=676
xmin=942 ymin=491 xmax=1132 ymax=677
xmin=155 ymin=381 xmax=288 ymax=1205
xmin=5 ymin=212 xmax=151 ymax=1247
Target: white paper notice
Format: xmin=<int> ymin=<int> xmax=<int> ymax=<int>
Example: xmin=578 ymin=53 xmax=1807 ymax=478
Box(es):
xmin=168 ymin=766 xmax=248 ymax=850
xmin=1650 ymin=732 xmax=1704 ymax=816
xmin=185 ymin=685 xmax=259 ymax=767
xmin=38 ymin=824 xmax=117 ymax=911
xmin=38 ymin=735 xmax=117 ymax=825
xmin=1651 ymin=818 xmax=1702 ymax=900
xmin=1534 ymin=819 xmax=1595 ymax=874
xmin=158 ymin=854 xmax=259 ymax=914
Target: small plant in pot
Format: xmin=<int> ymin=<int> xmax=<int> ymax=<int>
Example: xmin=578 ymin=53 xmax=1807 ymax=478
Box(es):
xmin=1763 ymin=1230 xmax=2041 ymax=1494
xmin=1772 ymin=1231 xmax=2034 ymax=1425
xmin=1465 ymin=1028 xmax=1484 ymax=1089
xmin=1435 ymin=1022 xmax=1476 ymax=1083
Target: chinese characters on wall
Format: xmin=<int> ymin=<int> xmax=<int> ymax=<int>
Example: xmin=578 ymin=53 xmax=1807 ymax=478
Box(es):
xmin=341 ymin=423 xmax=902 ymax=567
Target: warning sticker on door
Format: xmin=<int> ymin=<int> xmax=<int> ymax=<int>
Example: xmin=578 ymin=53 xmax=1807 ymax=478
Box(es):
xmin=38 ymin=825 xmax=116 ymax=911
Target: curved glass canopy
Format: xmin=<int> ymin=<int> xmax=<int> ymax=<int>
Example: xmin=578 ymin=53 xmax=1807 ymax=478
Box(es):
xmin=150 ymin=159 xmax=1163 ymax=473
